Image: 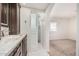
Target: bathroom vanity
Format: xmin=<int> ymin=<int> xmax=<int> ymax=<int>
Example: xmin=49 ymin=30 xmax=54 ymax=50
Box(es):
xmin=0 ymin=34 xmax=27 ymax=56
xmin=0 ymin=3 xmax=27 ymax=56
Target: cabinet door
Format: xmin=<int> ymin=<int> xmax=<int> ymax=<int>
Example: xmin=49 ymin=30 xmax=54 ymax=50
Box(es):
xmin=14 ymin=44 xmax=22 ymax=56
xmin=9 ymin=43 xmax=22 ymax=56
xmin=8 ymin=3 xmax=20 ymax=35
xmin=22 ymin=35 xmax=27 ymax=56
xmin=9 ymin=3 xmax=17 ymax=35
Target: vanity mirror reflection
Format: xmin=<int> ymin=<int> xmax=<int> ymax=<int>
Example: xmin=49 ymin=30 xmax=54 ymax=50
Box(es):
xmin=1 ymin=3 xmax=8 ymax=26
xmin=1 ymin=3 xmax=9 ymax=37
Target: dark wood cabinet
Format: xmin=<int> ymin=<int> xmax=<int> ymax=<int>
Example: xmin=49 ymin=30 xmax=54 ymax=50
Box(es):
xmin=22 ymin=35 xmax=27 ymax=56
xmin=8 ymin=3 xmax=20 ymax=35
xmin=9 ymin=35 xmax=27 ymax=56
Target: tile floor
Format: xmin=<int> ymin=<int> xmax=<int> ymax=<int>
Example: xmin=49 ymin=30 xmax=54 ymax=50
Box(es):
xmin=27 ymin=44 xmax=49 ymax=56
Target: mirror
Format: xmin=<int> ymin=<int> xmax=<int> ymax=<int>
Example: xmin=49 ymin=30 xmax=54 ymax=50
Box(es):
xmin=1 ymin=3 xmax=9 ymax=37
xmin=1 ymin=3 xmax=9 ymax=26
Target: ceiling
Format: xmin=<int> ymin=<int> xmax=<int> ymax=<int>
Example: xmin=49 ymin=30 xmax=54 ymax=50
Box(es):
xmin=50 ymin=3 xmax=77 ymax=18
xmin=20 ymin=3 xmax=77 ymax=18
xmin=20 ymin=3 xmax=49 ymax=11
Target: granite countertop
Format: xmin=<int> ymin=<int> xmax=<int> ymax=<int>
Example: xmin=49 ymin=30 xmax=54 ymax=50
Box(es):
xmin=0 ymin=34 xmax=27 ymax=56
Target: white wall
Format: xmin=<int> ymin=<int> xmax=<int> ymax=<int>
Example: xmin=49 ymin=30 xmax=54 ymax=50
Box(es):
xmin=20 ymin=7 xmax=31 ymax=34
xmin=68 ymin=17 xmax=76 ymax=40
xmin=49 ymin=17 xmax=76 ymax=40
xmin=20 ymin=7 xmax=31 ymax=52
xmin=39 ymin=4 xmax=54 ymax=52
xmin=40 ymin=19 xmax=50 ymax=52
